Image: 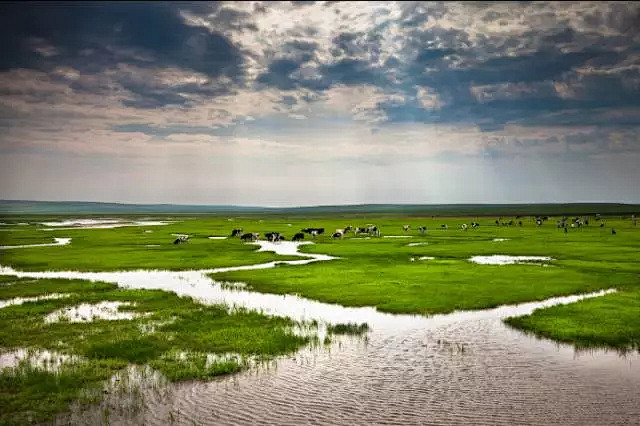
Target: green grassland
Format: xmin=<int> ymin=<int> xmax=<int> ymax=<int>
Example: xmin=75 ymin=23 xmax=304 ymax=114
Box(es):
xmin=210 ymin=216 xmax=639 ymax=315
xmin=0 ymin=218 xmax=300 ymax=271
xmin=0 ymin=213 xmax=638 ymax=422
xmin=505 ymin=288 xmax=640 ymax=351
xmin=0 ymin=276 xmax=309 ymax=424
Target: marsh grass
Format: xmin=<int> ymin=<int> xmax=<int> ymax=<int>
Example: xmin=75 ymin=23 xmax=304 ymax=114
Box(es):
xmin=0 ymin=276 xmax=309 ymax=424
xmin=327 ymin=322 xmax=370 ymax=336
xmin=505 ymin=288 xmax=640 ymax=351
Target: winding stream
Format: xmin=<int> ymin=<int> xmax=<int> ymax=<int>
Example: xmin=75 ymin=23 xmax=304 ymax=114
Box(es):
xmin=1 ymin=241 xmax=639 ymax=425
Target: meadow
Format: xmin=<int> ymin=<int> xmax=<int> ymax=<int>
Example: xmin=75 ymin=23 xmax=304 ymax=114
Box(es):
xmin=0 ymin=212 xmax=638 ymax=423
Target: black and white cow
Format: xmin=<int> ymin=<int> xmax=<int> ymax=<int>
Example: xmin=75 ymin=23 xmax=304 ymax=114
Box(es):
xmin=265 ymin=232 xmax=282 ymax=242
xmin=403 ymin=225 xmax=410 ymax=232
xmin=230 ymin=228 xmax=243 ymax=237
xmin=240 ymin=233 xmax=259 ymax=242
xmin=292 ymin=232 xmax=305 ymax=241
xmin=418 ymin=226 xmax=427 ymax=234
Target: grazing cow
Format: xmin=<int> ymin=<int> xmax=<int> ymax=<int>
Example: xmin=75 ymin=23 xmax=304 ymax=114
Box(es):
xmin=302 ymin=227 xmax=324 ymax=236
xmin=441 ymin=224 xmax=448 ymax=230
xmin=518 ymin=221 xmax=523 ymax=227
xmin=495 ymin=220 xmax=500 ymax=226
xmin=471 ymin=222 xmax=480 ymax=229
xmin=240 ymin=233 xmax=259 ymax=242
xmin=600 ymin=223 xmax=605 ymax=228
xmin=536 ymin=219 xmax=542 ymax=226
xmin=564 ymin=227 xmax=568 ymax=234
xmin=418 ymin=226 xmax=427 ymax=234
xmin=365 ymin=225 xmax=380 ymax=237
xmin=344 ymin=226 xmax=353 ymax=233
xmin=332 ymin=231 xmax=343 ymax=239
xmin=173 ymin=235 xmax=188 ymax=244
xmin=265 ymin=232 xmax=282 ymax=242
xmin=403 ymin=225 xmax=410 ymax=232
xmin=461 ymin=223 xmax=468 ymax=231
xmin=292 ymin=232 xmax=305 ymax=241
xmin=230 ymin=228 xmax=243 ymax=237
xmin=612 ymin=228 xmax=617 ymax=235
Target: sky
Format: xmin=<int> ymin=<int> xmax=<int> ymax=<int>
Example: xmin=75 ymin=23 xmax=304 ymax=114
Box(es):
xmin=1 ymin=1 xmax=639 ymax=207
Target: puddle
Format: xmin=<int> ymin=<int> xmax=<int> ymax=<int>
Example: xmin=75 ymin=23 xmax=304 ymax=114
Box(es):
xmin=469 ymin=255 xmax=553 ymax=265
xmin=383 ymin=235 xmax=412 ymax=238
xmin=350 ymin=237 xmax=371 ymax=240
xmin=41 ymin=219 xmax=173 ymax=230
xmin=0 ymin=348 xmax=81 ymax=371
xmin=407 ymin=242 xmax=428 ymax=246
xmin=492 ymin=238 xmax=510 ymax=242
xmin=144 ymin=245 xmax=160 ymax=247
xmin=208 ymin=236 xmax=227 ymax=240
xmin=0 ymin=237 xmax=71 ymax=250
xmin=418 ymin=256 xmax=435 ymax=261
xmin=0 ymin=293 xmax=69 ymax=309
xmin=45 ymin=301 xmax=147 ymax=323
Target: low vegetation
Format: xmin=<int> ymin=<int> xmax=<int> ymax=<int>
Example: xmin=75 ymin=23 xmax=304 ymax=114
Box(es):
xmin=0 ymin=276 xmax=309 ymax=424
xmin=327 ymin=322 xmax=370 ymax=335
xmin=505 ymin=288 xmax=640 ymax=351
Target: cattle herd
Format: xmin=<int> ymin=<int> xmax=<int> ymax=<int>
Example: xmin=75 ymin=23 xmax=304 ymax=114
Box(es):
xmin=171 ymin=214 xmax=634 ymax=244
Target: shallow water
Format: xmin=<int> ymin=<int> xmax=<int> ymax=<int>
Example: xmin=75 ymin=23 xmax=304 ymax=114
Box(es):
xmin=469 ymin=255 xmax=553 ymax=265
xmin=41 ymin=218 xmax=173 ymax=230
xmin=1 ymin=241 xmax=638 ymax=424
xmin=45 ymin=301 xmax=146 ymax=323
xmin=0 ymin=237 xmax=71 ymax=250
xmin=0 ymin=293 xmax=69 ymax=309
xmin=0 ymin=348 xmax=80 ymax=371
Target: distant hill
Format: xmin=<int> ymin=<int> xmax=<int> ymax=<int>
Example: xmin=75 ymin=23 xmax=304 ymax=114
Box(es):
xmin=1 ymin=200 xmax=638 ymax=216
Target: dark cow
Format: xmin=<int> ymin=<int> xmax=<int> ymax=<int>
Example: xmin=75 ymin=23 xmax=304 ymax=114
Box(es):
xmin=230 ymin=228 xmax=243 ymax=237
xmin=332 ymin=232 xmax=343 ymax=239
xmin=302 ymin=227 xmax=325 ymax=235
xmin=600 ymin=223 xmax=605 ymax=228
xmin=292 ymin=232 xmax=305 ymax=241
xmin=173 ymin=234 xmax=188 ymax=244
xmin=265 ymin=232 xmax=282 ymax=242
xmin=240 ymin=233 xmax=259 ymax=242
xmin=564 ymin=227 xmax=568 ymax=234
xmin=418 ymin=226 xmax=427 ymax=234
xmin=344 ymin=226 xmax=353 ymax=233
xmin=612 ymin=228 xmax=617 ymax=235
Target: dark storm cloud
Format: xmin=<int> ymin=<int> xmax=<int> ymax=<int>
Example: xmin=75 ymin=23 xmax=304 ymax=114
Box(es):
xmin=2 ymin=1 xmax=640 ymax=128
xmin=0 ymin=1 xmax=243 ymax=106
